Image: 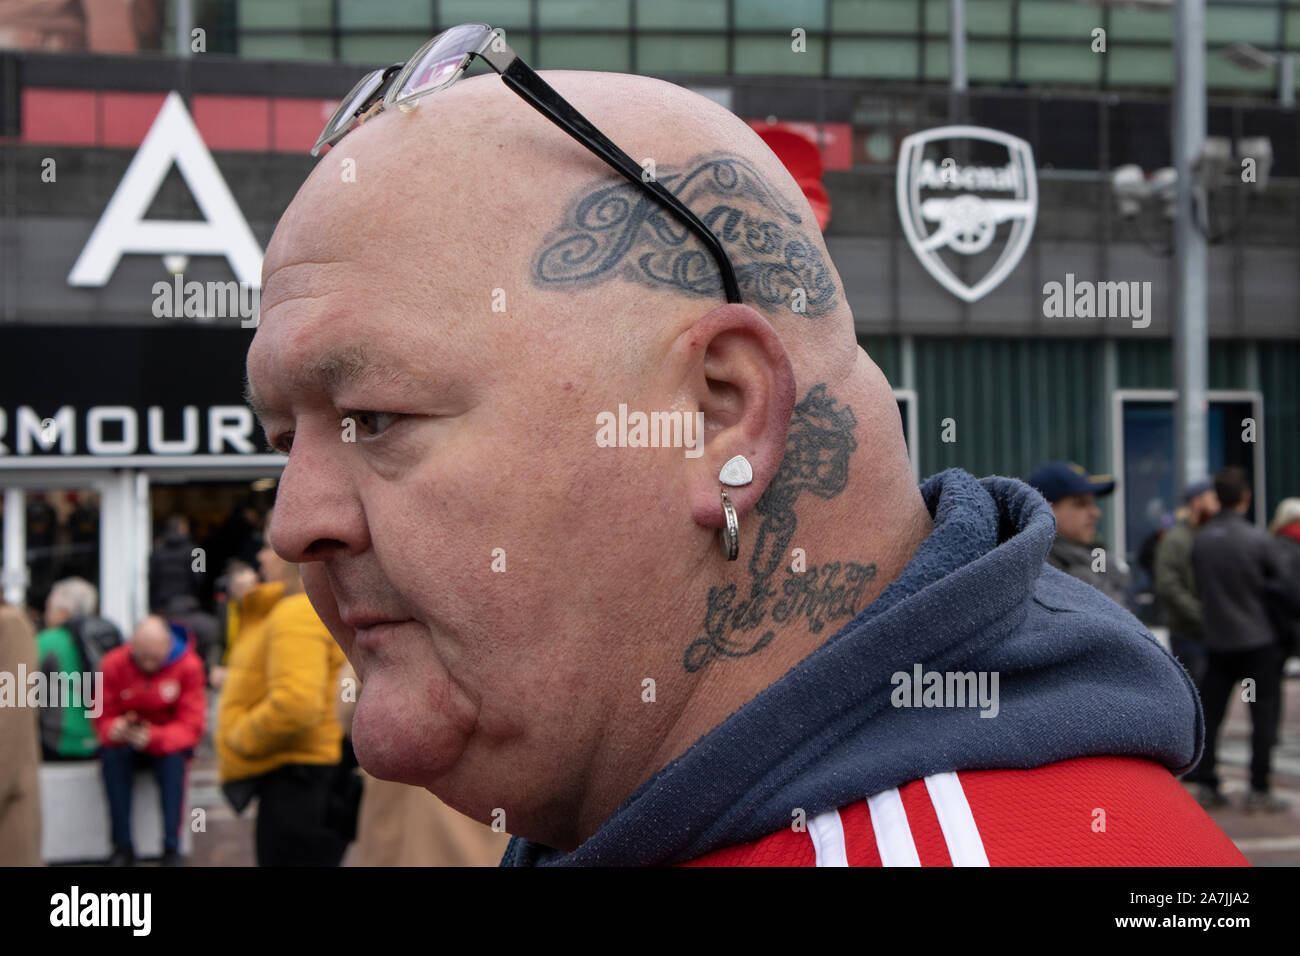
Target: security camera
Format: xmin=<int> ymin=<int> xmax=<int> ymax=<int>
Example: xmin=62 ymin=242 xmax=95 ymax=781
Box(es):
xmin=1196 ymin=137 xmax=1233 ymax=193
xmin=1149 ymin=167 xmax=1178 ymax=218
xmin=1111 ymin=164 xmax=1148 ymax=218
xmin=1237 ymin=136 xmax=1272 ymax=190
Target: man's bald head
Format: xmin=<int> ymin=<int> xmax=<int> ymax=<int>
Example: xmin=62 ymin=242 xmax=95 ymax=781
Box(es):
xmin=262 ymin=71 xmax=854 ymax=384
xmin=131 ymin=615 xmax=172 ymax=674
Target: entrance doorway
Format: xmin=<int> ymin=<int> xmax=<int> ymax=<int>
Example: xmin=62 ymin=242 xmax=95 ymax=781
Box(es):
xmin=1 ymin=463 xmax=281 ymax=635
xmin=1111 ymin=389 xmax=1265 ymax=577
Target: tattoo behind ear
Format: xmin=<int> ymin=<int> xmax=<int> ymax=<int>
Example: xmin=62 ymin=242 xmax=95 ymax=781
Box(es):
xmin=683 ymin=384 xmax=874 ymax=673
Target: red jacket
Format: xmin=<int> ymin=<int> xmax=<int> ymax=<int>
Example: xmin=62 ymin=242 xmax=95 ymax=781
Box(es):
xmin=94 ymin=636 xmax=206 ymax=756
xmin=682 ymin=756 xmax=1249 ymax=866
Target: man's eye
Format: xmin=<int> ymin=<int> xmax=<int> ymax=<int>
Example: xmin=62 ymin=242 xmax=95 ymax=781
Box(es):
xmin=344 ymin=411 xmax=401 ymax=438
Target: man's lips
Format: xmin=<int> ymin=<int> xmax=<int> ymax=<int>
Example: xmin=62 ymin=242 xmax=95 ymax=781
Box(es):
xmin=340 ymin=611 xmax=414 ymax=634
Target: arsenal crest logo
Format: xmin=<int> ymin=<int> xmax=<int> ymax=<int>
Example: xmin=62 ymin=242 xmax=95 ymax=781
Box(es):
xmin=896 ymin=125 xmax=1037 ymax=303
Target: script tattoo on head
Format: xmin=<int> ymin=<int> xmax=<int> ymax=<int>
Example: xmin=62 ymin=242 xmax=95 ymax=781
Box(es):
xmin=532 ymin=154 xmax=838 ymax=317
xmin=684 ymin=384 xmax=876 ymax=672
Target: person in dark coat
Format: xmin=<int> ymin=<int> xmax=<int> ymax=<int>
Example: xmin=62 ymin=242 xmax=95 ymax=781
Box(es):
xmin=1154 ymin=477 xmax=1219 ymax=687
xmin=149 ymin=515 xmax=203 ymax=612
xmin=1185 ymin=467 xmax=1290 ymax=812
xmin=1026 ymin=461 xmax=1132 ymax=610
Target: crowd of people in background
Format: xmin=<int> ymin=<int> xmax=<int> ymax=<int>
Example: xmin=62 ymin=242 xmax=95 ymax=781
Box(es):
xmin=0 ymin=503 xmax=501 ymax=867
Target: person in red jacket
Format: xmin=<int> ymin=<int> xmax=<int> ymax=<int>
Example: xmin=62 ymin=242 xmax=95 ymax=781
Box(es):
xmin=95 ymin=614 xmax=206 ymax=866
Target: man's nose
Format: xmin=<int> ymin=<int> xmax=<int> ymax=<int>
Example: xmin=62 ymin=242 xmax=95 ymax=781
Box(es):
xmin=269 ymin=429 xmax=368 ymax=563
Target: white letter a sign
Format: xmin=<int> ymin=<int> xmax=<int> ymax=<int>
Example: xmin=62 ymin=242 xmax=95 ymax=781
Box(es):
xmin=68 ymin=91 xmax=263 ymax=288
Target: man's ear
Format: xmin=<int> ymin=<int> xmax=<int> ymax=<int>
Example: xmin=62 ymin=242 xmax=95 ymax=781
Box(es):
xmin=669 ymin=303 xmax=796 ymax=529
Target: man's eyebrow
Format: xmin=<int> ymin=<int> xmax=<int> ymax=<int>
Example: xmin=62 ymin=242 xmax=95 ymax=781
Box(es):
xmin=244 ymin=346 xmax=410 ymax=427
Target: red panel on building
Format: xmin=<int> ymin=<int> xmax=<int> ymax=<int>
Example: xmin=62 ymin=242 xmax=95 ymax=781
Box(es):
xmin=193 ymin=95 xmax=271 ymax=152
xmin=21 ymin=89 xmax=96 ymax=145
xmin=272 ymin=97 xmax=339 ymax=153
xmin=98 ymin=91 xmax=168 ymax=148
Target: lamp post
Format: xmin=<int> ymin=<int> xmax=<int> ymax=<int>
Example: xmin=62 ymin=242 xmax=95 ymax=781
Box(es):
xmin=1172 ymin=0 xmax=1207 ymax=496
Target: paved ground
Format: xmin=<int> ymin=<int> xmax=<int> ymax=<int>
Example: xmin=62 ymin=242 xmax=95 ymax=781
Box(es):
xmin=1179 ymin=671 xmax=1300 ymax=866
xmin=169 ymin=676 xmax=1300 ymax=867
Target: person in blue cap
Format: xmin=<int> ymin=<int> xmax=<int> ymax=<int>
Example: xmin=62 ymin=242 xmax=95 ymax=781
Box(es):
xmin=1026 ymin=461 xmax=1130 ymax=609
xmin=1153 ymin=476 xmax=1220 ymax=688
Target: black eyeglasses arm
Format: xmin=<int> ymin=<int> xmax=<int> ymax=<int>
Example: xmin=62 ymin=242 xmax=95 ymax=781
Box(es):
xmin=496 ymin=58 xmax=742 ymax=305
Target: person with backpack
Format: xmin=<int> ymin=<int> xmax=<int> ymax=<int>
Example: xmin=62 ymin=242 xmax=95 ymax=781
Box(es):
xmin=35 ymin=577 xmax=123 ymax=761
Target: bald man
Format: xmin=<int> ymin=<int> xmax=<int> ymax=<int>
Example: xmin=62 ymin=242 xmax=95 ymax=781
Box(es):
xmin=96 ymin=614 xmax=205 ymax=865
xmin=246 ymin=61 xmax=1245 ymax=866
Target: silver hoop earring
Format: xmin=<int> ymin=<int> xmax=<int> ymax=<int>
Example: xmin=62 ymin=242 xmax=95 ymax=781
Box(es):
xmin=719 ymin=490 xmax=740 ymax=561
xmin=717 ymin=455 xmax=752 ymax=562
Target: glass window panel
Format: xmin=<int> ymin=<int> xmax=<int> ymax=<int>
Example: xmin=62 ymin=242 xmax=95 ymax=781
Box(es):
xmin=1287 ymin=11 xmax=1300 ymax=45
xmin=831 ymin=0 xmax=918 ymax=32
xmin=925 ymin=0 xmax=948 ymax=32
xmin=967 ymin=0 xmax=1012 ymax=34
xmin=1206 ymin=7 xmax=1280 ymax=46
xmin=339 ymin=0 xmax=429 ymax=29
xmin=1110 ymin=8 xmax=1172 ymax=42
xmin=924 ymin=39 xmax=949 ymax=80
xmin=1108 ymin=48 xmax=1174 ymax=87
xmin=537 ymin=33 xmax=630 ymax=70
xmin=639 ymin=0 xmax=726 ymax=29
xmin=968 ymin=40 xmax=1011 ymax=82
xmin=237 ymin=0 xmax=332 ymax=29
xmin=636 ymin=35 xmax=728 ymax=73
xmin=538 ymin=0 xmax=630 ymax=28
xmin=829 ymin=37 xmax=918 ymax=77
xmin=1016 ymin=42 xmax=1102 ymax=84
xmin=1205 ymin=55 xmax=1277 ymax=90
xmin=239 ymin=34 xmax=334 ymax=61
xmin=927 ymin=0 xmax=1014 ymax=35
xmin=440 ymin=0 xmax=531 ymax=28
xmin=734 ymin=34 xmax=824 ymax=74
xmin=736 ymin=0 xmax=826 ymax=30
xmin=339 ymin=33 xmax=430 ymax=66
xmin=1017 ymin=1 xmax=1100 ymax=39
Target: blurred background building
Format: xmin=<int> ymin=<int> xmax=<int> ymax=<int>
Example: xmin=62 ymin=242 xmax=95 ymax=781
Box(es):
xmin=1 ymin=0 xmax=1298 ymax=632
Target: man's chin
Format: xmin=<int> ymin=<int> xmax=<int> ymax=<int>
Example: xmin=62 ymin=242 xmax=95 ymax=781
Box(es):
xmin=349 ymin=680 xmax=467 ymax=787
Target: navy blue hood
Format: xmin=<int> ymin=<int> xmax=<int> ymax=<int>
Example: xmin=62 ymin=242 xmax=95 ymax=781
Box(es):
xmin=502 ymin=468 xmax=1204 ymax=866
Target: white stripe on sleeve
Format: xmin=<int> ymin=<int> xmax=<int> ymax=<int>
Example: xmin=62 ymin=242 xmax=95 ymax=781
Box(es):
xmin=806 ymin=808 xmax=849 ymax=867
xmin=866 ymin=788 xmax=922 ymax=866
xmin=923 ymin=772 xmax=991 ymax=867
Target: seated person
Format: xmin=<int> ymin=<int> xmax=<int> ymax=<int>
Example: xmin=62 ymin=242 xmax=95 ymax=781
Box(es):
xmin=95 ymin=615 xmax=205 ymax=866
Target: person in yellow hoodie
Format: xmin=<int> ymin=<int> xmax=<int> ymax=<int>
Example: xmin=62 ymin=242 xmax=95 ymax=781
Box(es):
xmin=217 ymin=515 xmax=347 ymax=866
